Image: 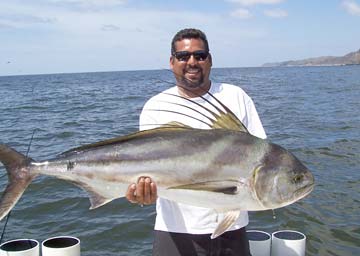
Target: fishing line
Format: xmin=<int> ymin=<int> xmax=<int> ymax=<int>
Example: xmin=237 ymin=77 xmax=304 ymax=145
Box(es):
xmin=272 ymin=209 xmax=277 ymax=220
xmin=26 ymin=129 xmax=38 ymax=157
xmin=0 ymin=129 xmax=37 ymax=244
xmin=0 ymin=212 xmax=11 ymax=244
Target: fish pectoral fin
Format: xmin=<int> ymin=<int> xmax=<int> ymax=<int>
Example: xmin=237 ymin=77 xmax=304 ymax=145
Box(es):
xmin=211 ymin=210 xmax=241 ymax=239
xmin=168 ymin=180 xmax=240 ymax=195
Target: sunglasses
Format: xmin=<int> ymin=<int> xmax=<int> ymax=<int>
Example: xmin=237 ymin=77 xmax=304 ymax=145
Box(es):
xmin=173 ymin=50 xmax=209 ymax=62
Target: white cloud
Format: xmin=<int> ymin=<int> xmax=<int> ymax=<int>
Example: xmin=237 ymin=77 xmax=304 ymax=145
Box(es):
xmin=264 ymin=8 xmax=288 ymax=18
xmin=0 ymin=23 xmax=13 ymax=29
xmin=0 ymin=14 xmax=56 ymax=26
xmin=49 ymin=0 xmax=127 ymax=7
xmin=342 ymin=0 xmax=360 ymax=16
xmin=101 ymin=24 xmax=121 ymax=31
xmin=226 ymin=0 xmax=284 ymax=6
xmin=56 ymin=0 xmax=126 ymax=3
xmin=230 ymin=8 xmax=253 ymax=19
xmin=0 ymin=3 xmax=56 ymax=29
xmin=0 ymin=0 xmax=273 ymax=75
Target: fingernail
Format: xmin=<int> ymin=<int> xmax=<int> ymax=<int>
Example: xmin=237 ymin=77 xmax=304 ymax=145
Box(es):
xmin=145 ymin=177 xmax=151 ymax=183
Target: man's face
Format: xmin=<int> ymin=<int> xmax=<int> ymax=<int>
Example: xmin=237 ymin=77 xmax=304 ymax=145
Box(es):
xmin=170 ymin=38 xmax=212 ymax=91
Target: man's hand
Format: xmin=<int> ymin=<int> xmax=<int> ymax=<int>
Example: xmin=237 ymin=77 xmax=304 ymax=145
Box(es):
xmin=126 ymin=177 xmax=157 ymax=205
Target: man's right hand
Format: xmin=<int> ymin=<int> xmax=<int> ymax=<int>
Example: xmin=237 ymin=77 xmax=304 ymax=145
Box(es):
xmin=125 ymin=177 xmax=157 ymax=205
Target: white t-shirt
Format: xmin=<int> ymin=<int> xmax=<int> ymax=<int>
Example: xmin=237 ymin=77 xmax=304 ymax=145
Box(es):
xmin=139 ymin=82 xmax=266 ymax=234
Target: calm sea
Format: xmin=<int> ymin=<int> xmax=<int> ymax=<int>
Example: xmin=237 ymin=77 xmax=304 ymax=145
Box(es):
xmin=0 ymin=66 xmax=359 ymax=255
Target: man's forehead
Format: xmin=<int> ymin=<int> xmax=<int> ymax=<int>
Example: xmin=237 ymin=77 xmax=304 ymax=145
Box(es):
xmin=174 ymin=38 xmax=205 ymax=50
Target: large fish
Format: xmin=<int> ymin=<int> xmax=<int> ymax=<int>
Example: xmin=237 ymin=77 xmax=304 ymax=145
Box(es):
xmin=0 ymin=91 xmax=314 ymax=238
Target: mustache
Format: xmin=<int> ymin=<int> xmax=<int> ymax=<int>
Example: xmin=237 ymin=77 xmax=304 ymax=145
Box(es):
xmin=185 ymin=66 xmax=202 ymax=72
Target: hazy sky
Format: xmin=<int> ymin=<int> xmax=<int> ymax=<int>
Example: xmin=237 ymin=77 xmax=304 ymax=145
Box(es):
xmin=1 ymin=0 xmax=359 ymax=76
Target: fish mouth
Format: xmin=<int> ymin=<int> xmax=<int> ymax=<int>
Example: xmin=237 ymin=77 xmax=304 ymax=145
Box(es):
xmin=294 ymin=182 xmax=315 ymax=199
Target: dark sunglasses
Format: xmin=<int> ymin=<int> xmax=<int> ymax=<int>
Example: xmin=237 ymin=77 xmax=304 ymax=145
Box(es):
xmin=173 ymin=50 xmax=209 ymax=62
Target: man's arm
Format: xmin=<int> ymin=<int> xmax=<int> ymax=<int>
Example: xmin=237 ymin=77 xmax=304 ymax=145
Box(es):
xmin=125 ymin=101 xmax=159 ymax=206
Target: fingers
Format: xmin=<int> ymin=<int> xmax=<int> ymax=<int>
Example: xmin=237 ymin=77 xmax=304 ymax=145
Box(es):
xmin=150 ymin=181 xmax=157 ymax=204
xmin=136 ymin=177 xmax=145 ymax=204
xmin=126 ymin=183 xmax=137 ymax=203
xmin=139 ymin=177 xmax=157 ymax=205
xmin=144 ymin=178 xmax=151 ymax=204
xmin=143 ymin=177 xmax=158 ymax=204
xmin=125 ymin=177 xmax=157 ymax=206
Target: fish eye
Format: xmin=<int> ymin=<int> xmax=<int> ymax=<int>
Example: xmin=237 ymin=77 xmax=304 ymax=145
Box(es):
xmin=292 ymin=174 xmax=303 ymax=184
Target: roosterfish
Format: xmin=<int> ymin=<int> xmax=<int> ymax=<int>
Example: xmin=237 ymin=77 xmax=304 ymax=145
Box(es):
xmin=0 ymin=91 xmax=314 ymax=238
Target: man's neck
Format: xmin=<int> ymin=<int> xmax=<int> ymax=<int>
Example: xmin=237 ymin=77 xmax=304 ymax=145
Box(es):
xmin=177 ymin=81 xmax=211 ymax=98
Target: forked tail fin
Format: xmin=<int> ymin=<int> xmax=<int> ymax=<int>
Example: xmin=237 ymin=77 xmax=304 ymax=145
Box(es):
xmin=0 ymin=144 xmax=37 ymax=221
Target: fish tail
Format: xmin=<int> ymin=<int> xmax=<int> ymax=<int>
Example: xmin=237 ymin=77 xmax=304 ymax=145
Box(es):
xmin=0 ymin=144 xmax=37 ymax=221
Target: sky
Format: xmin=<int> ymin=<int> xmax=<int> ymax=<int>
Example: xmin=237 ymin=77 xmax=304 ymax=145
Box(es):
xmin=0 ymin=0 xmax=359 ymax=76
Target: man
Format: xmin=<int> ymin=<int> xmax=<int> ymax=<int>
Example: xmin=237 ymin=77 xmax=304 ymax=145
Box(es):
xmin=126 ymin=28 xmax=266 ymax=256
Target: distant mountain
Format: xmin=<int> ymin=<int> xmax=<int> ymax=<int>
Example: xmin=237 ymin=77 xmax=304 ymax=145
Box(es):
xmin=262 ymin=49 xmax=360 ymax=67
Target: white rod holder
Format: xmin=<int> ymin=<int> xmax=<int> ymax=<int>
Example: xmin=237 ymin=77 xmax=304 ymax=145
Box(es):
xmin=41 ymin=236 xmax=80 ymax=256
xmin=0 ymin=239 xmax=39 ymax=256
xmin=247 ymin=230 xmax=271 ymax=256
xmin=271 ymin=230 xmax=306 ymax=256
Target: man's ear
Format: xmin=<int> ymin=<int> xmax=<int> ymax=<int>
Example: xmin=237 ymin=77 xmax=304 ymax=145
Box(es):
xmin=208 ymin=53 xmax=213 ymax=66
xmin=169 ymin=56 xmax=175 ymax=69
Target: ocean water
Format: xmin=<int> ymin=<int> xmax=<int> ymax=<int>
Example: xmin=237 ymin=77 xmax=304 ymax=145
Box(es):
xmin=0 ymin=66 xmax=359 ymax=255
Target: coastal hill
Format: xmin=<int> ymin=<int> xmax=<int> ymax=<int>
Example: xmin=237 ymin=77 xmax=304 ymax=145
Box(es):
xmin=262 ymin=49 xmax=360 ymax=67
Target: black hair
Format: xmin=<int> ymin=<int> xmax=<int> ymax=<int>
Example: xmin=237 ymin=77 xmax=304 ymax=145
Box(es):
xmin=171 ymin=28 xmax=209 ymax=55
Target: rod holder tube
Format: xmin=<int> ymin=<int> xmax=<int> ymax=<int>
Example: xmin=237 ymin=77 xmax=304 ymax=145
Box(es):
xmin=271 ymin=230 xmax=306 ymax=256
xmin=41 ymin=236 xmax=80 ymax=256
xmin=0 ymin=239 xmax=39 ymax=256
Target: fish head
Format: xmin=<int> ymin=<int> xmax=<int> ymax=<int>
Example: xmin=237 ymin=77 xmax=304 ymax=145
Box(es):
xmin=253 ymin=144 xmax=314 ymax=210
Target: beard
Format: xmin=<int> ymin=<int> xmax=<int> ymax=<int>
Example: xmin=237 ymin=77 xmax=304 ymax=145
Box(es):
xmin=178 ymin=67 xmax=204 ymax=88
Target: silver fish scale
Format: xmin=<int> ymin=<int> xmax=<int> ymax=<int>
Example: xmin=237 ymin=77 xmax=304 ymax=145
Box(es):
xmin=36 ymin=129 xmax=268 ymax=187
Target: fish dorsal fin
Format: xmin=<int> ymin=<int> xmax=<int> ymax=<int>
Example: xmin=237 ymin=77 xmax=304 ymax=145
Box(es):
xmin=211 ymin=210 xmax=241 ymax=239
xmin=161 ymin=121 xmax=192 ymax=129
xmin=168 ymin=180 xmax=241 ymax=195
xmin=155 ymin=91 xmax=249 ymax=133
xmin=59 ymin=126 xmax=190 ymax=156
xmin=157 ymin=71 xmax=249 ymax=132
xmin=211 ymin=109 xmax=247 ymax=132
